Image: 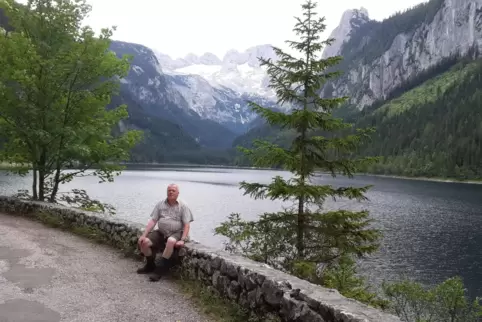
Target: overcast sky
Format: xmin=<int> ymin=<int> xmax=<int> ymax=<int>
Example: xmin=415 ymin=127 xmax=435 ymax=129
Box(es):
xmin=82 ymin=0 xmax=427 ymax=59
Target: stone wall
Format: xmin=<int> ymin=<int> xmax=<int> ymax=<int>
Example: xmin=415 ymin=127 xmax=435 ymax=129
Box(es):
xmin=0 ymin=196 xmax=401 ymax=322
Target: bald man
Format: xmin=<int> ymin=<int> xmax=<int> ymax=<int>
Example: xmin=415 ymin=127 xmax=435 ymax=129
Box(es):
xmin=136 ymin=183 xmax=194 ymax=282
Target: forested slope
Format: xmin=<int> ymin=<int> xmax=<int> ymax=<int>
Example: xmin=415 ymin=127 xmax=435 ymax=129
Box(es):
xmin=358 ymin=59 xmax=482 ymax=179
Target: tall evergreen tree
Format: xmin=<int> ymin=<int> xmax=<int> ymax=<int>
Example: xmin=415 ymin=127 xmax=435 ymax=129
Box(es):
xmin=215 ymin=0 xmax=382 ymax=305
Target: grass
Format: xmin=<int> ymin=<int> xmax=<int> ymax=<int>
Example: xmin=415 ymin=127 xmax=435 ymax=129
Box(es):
xmin=9 ymin=210 xmax=280 ymax=322
xmin=375 ymin=61 xmax=477 ymax=118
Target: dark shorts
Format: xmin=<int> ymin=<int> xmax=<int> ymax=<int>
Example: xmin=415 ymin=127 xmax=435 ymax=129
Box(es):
xmin=146 ymin=230 xmax=182 ymax=252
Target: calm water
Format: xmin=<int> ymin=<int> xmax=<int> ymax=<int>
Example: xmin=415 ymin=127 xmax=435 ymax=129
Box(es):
xmin=1 ymin=167 xmax=481 ymax=296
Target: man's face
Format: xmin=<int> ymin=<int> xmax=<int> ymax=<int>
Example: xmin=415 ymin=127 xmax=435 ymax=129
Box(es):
xmin=167 ymin=185 xmax=179 ymax=201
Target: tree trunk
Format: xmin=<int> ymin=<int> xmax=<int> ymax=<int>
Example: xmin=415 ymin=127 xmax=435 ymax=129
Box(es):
xmin=296 ymin=58 xmax=310 ymax=258
xmin=297 ymin=194 xmax=305 ymax=258
xmin=38 ymin=149 xmax=47 ymax=201
xmin=38 ymin=169 xmax=45 ymax=201
xmin=49 ymin=165 xmax=61 ymax=202
xmin=263 ymin=224 xmax=269 ymax=264
xmin=297 ymin=128 xmax=307 ymax=258
xmin=50 ymin=133 xmax=66 ymax=202
xmin=32 ymin=165 xmax=38 ymax=200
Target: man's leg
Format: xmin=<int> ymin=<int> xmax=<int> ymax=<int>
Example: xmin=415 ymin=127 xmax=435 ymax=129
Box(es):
xmin=162 ymin=237 xmax=177 ymax=259
xmin=137 ymin=231 xmax=165 ymax=274
xmin=148 ymin=232 xmax=181 ymax=282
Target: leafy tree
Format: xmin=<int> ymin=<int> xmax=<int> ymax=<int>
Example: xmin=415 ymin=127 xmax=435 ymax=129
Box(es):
xmin=383 ymin=277 xmax=482 ymax=322
xmin=215 ymin=0 xmax=382 ymax=306
xmin=0 ymin=0 xmax=142 ymax=206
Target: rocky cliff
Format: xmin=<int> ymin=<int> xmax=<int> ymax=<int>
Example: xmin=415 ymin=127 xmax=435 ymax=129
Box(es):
xmin=323 ymin=0 xmax=482 ymax=108
xmin=321 ymin=7 xmax=370 ymax=59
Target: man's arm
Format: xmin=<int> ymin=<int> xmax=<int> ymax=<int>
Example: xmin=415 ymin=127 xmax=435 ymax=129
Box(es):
xmin=180 ymin=204 xmax=194 ymax=242
xmin=141 ymin=219 xmax=157 ymax=238
xmin=180 ymin=223 xmax=190 ymax=241
xmin=141 ymin=202 xmax=161 ymax=239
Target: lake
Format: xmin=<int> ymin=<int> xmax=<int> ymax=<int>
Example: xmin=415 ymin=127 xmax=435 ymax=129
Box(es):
xmin=1 ymin=166 xmax=482 ymax=297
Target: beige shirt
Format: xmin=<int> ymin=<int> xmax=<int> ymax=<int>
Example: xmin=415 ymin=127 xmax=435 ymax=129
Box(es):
xmin=150 ymin=199 xmax=193 ymax=237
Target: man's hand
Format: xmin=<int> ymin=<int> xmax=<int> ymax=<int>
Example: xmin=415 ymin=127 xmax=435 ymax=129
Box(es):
xmin=175 ymin=240 xmax=185 ymax=248
xmin=139 ymin=219 xmax=157 ymax=248
xmin=138 ymin=236 xmax=147 ymax=248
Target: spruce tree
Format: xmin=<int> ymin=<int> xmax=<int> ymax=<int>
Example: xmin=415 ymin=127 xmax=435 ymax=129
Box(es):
xmin=215 ymin=0 xmax=382 ymax=304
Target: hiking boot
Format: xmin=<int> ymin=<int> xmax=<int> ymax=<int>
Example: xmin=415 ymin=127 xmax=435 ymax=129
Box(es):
xmin=148 ymin=257 xmax=170 ymax=282
xmin=137 ymin=256 xmax=155 ymax=274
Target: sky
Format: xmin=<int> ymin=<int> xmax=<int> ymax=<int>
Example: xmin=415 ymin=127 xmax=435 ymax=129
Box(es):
xmin=82 ymin=0 xmax=428 ymax=59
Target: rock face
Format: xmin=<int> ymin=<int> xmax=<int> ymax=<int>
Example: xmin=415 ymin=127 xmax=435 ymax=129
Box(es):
xmin=324 ymin=0 xmax=482 ymax=108
xmin=322 ymin=8 xmax=370 ymax=59
xmin=0 ymin=196 xmax=401 ymax=322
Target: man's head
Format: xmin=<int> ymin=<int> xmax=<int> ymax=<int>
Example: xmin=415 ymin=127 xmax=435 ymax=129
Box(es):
xmin=166 ymin=184 xmax=179 ymax=202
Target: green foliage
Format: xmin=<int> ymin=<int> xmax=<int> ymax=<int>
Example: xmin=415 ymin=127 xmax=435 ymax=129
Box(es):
xmin=373 ymin=60 xmax=475 ymax=119
xmin=383 ymin=277 xmax=482 ymax=322
xmin=215 ymin=0 xmax=383 ymax=307
xmin=0 ymin=0 xmax=142 ymax=202
xmin=357 ymin=58 xmax=482 ymax=180
xmin=322 ymin=255 xmax=390 ymax=309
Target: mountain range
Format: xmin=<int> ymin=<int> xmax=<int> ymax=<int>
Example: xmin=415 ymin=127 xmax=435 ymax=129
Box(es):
xmin=102 ymin=40 xmax=285 ymax=163
xmin=2 ymin=0 xmax=482 ymax=179
xmin=155 ymin=45 xmax=278 ymax=100
xmin=109 ymin=41 xmax=278 ymax=140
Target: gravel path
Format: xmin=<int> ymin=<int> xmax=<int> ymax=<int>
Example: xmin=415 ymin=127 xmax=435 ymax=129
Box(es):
xmin=0 ymin=213 xmax=212 ymax=322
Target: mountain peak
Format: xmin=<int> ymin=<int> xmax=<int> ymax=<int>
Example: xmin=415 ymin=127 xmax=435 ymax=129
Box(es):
xmin=342 ymin=7 xmax=369 ymax=21
xmin=184 ymin=53 xmax=199 ymax=64
xmin=322 ymin=7 xmax=370 ymax=58
xmin=199 ymin=52 xmax=222 ymax=65
xmin=245 ymin=44 xmax=277 ymax=65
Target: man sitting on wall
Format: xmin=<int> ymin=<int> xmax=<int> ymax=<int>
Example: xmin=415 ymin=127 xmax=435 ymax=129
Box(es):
xmin=136 ymin=183 xmax=194 ymax=282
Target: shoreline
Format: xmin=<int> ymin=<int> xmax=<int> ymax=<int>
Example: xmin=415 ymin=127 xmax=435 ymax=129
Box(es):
xmin=1 ymin=161 xmax=480 ymax=185
xmin=359 ymin=173 xmax=482 ymax=185
xmin=123 ymin=163 xmax=482 ymax=184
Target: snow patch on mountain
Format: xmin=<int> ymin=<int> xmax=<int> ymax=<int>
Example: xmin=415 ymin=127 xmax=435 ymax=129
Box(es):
xmin=154 ymin=45 xmax=278 ymax=100
xmin=167 ymin=72 xmax=276 ymax=132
